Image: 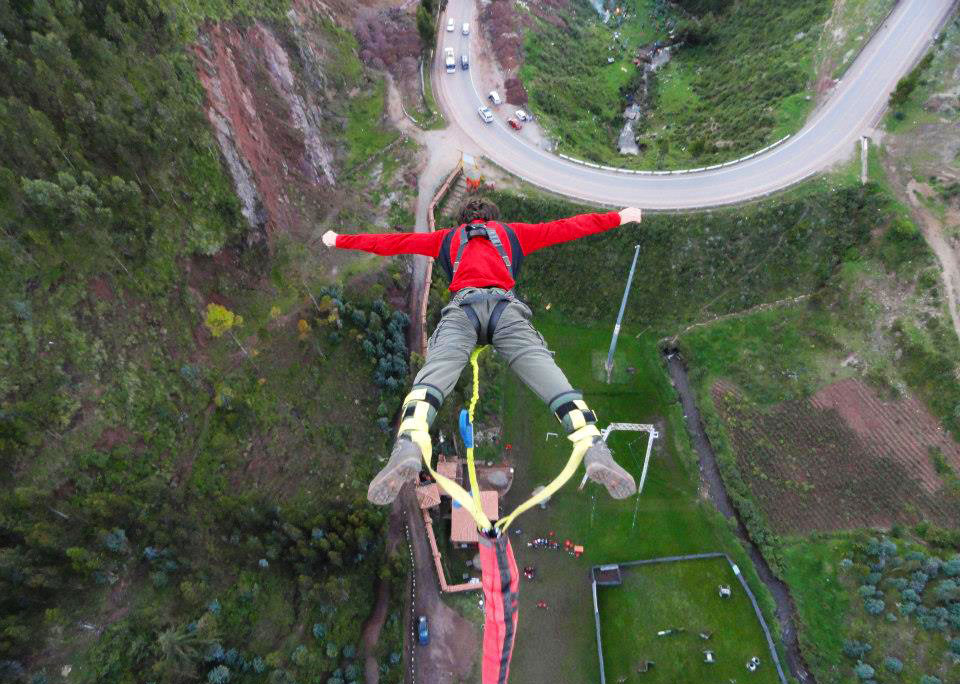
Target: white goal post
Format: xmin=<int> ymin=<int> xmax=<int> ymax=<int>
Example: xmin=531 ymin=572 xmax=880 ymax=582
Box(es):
xmin=578 ymin=423 xmax=660 ymax=496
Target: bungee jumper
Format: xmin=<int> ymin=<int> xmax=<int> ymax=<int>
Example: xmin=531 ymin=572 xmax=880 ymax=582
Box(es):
xmin=323 ymin=197 xmax=643 ymax=683
xmin=323 ymin=197 xmax=643 ymax=504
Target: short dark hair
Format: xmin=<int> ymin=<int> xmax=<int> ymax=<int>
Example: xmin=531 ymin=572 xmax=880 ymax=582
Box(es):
xmin=457 ymin=197 xmax=500 ymax=225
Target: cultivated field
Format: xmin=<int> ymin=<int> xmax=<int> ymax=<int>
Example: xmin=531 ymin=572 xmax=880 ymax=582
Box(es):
xmin=712 ymin=378 xmax=960 ymax=533
xmin=598 ymin=557 xmax=780 ymax=684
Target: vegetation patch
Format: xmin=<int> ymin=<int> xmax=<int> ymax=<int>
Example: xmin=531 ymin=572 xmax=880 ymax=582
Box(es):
xmin=520 ymin=0 xmax=831 ymax=168
xmin=712 ymin=378 xmax=960 ymax=533
xmin=783 ymin=532 xmax=960 ymax=684
xmin=0 ymin=1 xmax=414 ymax=681
xmin=598 ymin=556 xmax=779 ymax=684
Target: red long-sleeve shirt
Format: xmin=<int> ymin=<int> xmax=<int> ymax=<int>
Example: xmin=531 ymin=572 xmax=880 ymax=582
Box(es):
xmin=335 ymin=211 xmax=621 ymax=291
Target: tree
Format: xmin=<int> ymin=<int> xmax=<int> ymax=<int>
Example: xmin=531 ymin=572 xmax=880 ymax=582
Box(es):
xmin=154 ymin=626 xmax=210 ymax=682
xmin=204 ymin=303 xmax=247 ymax=355
xmin=853 ymin=662 xmax=875 ymax=680
xmin=416 ymin=6 xmax=435 ymax=51
xmin=884 ymin=657 xmax=903 ymax=674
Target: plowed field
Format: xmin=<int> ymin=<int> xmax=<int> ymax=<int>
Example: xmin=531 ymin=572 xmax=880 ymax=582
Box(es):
xmin=713 ymin=378 xmax=960 ymax=533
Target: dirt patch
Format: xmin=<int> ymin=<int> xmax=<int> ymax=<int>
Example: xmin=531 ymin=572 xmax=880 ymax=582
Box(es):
xmin=713 ymin=378 xmax=960 ymax=533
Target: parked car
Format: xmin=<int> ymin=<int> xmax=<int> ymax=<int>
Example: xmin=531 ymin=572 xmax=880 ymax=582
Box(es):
xmin=507 ymin=118 xmax=522 ymax=130
xmin=461 ymin=53 xmax=469 ymax=70
xmin=417 ymin=616 xmax=430 ymax=646
xmin=444 ymin=47 xmax=455 ymax=73
xmin=477 ymin=106 xmax=493 ymax=123
xmin=515 ymin=109 xmax=529 ymax=121
xmin=446 ymin=18 xmax=454 ymax=32
xmin=488 ymin=90 xmax=501 ymax=106
xmin=462 ymin=22 xmax=470 ymax=35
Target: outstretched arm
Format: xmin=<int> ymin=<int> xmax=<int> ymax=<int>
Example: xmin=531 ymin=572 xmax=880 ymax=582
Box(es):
xmin=509 ymin=208 xmax=642 ymax=255
xmin=322 ymin=228 xmax=446 ymax=258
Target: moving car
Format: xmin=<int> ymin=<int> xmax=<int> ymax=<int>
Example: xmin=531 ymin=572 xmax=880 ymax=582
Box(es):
xmin=515 ymin=109 xmax=529 ymax=121
xmin=462 ymin=22 xmax=470 ymax=35
xmin=417 ymin=616 xmax=430 ymax=646
xmin=446 ymin=18 xmax=454 ymax=32
xmin=461 ymin=53 xmax=469 ymax=70
xmin=507 ymin=118 xmax=522 ymax=131
xmin=444 ymin=47 xmax=455 ymax=74
xmin=477 ymin=106 xmax=494 ymax=123
xmin=488 ymin=90 xmax=501 ymax=106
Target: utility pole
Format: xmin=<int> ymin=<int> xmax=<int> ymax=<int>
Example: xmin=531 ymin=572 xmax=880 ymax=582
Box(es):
xmin=605 ymin=244 xmax=641 ymax=383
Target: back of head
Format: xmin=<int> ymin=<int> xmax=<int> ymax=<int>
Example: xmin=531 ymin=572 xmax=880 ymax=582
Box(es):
xmin=457 ymin=197 xmax=500 ymax=225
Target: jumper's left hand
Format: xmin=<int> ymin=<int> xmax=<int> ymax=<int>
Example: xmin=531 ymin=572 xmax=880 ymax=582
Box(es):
xmin=618 ymin=207 xmax=643 ymax=225
xmin=322 ymin=230 xmax=338 ymax=247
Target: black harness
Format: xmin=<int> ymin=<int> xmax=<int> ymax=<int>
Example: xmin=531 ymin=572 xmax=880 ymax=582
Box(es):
xmin=436 ymin=222 xmax=525 ymax=345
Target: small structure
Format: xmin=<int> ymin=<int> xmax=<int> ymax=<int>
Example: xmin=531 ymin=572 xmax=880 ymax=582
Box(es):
xmin=450 ymin=491 xmax=498 ymax=545
xmin=718 ymin=584 xmax=732 ymax=598
xmin=656 ymin=628 xmax=682 ymax=637
xmin=573 ymin=545 xmax=584 ymax=558
xmin=635 ymin=660 xmax=655 ymax=673
xmin=703 ymin=650 xmax=716 ymax=664
xmin=594 ymin=564 xmax=622 ymax=586
xmin=415 ymin=484 xmax=440 ymax=510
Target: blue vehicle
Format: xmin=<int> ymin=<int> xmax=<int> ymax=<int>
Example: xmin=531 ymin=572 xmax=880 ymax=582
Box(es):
xmin=417 ymin=615 xmax=429 ymax=646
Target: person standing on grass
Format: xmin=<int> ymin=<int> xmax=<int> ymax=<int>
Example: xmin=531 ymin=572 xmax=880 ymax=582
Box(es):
xmin=322 ymin=197 xmax=644 ymax=505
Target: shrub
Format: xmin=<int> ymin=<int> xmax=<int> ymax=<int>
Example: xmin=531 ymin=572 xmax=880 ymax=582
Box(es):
xmin=859 ymin=584 xmax=877 ymax=597
xmin=208 ymin=665 xmax=230 ymax=684
xmin=920 ymin=677 xmax=942 ymax=684
xmin=864 ymin=598 xmax=885 ymax=615
xmin=883 ymin=657 xmax=903 ymax=674
xmin=843 ymin=640 xmax=872 ymax=659
xmin=933 ymin=579 xmax=958 ymax=603
xmin=854 ymin=662 xmax=875 ymax=680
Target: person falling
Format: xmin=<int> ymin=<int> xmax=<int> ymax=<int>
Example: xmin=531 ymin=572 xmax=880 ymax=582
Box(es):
xmin=322 ymin=197 xmax=644 ymax=506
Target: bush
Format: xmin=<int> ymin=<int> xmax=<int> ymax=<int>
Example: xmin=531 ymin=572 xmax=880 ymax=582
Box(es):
xmin=864 ymin=598 xmax=885 ymax=615
xmin=208 ymin=666 xmax=231 ymax=684
xmin=854 ymin=662 xmax=875 ymax=680
xmin=883 ymin=657 xmax=903 ymax=674
xmin=919 ymin=677 xmax=942 ymax=684
xmin=843 ymin=640 xmax=872 ymax=659
xmin=859 ymin=584 xmax=877 ymax=597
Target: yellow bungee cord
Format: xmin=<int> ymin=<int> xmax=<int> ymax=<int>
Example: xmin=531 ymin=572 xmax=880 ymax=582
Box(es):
xmin=418 ymin=346 xmax=590 ymax=536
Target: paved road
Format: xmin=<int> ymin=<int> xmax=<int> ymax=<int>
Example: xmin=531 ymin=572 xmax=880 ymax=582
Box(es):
xmin=434 ymin=0 xmax=955 ymax=210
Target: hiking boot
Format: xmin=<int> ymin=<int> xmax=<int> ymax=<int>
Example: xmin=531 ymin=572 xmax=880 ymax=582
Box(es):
xmin=367 ymin=435 xmax=423 ymax=505
xmin=583 ymin=437 xmax=637 ymax=499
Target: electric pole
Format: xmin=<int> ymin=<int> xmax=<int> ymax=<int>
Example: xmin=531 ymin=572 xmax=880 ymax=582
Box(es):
xmin=605 ymin=244 xmax=641 ymax=383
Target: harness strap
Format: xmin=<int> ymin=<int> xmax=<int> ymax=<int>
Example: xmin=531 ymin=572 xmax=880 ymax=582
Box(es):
xmin=452 ymin=224 xmax=512 ymax=280
xmin=460 ymin=297 xmax=512 ymax=345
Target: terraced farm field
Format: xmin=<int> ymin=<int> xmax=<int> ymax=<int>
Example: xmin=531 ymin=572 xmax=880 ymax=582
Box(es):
xmin=712 ymin=378 xmax=960 ymax=533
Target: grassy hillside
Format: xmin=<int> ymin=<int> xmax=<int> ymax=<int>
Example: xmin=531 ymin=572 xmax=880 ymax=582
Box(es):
xmin=0 ymin=2 xmax=412 ymax=682
xmin=520 ymin=0 xmax=832 ymax=168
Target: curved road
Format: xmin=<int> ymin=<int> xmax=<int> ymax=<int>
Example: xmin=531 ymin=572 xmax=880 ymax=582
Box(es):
xmin=434 ymin=0 xmax=954 ymax=209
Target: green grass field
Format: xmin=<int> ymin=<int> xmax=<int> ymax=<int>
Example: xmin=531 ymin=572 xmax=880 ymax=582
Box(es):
xmin=598 ymin=557 xmax=780 ymax=684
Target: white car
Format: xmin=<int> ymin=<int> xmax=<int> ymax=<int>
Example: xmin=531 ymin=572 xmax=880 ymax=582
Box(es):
xmin=488 ymin=91 xmax=502 ymax=106
xmin=446 ymin=18 xmax=454 ymax=32
xmin=444 ymin=47 xmax=456 ymax=73
xmin=462 ymin=22 xmax=470 ymax=35
xmin=477 ymin=106 xmax=493 ymax=123
xmin=515 ymin=109 xmax=529 ymax=121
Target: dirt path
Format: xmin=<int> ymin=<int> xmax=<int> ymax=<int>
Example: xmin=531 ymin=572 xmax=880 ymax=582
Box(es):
xmin=399 ymin=486 xmax=478 ymax=683
xmin=904 ymin=180 xmax=960 ymax=341
xmin=360 ymin=502 xmax=405 ymax=684
xmin=664 ymin=351 xmax=815 ymax=684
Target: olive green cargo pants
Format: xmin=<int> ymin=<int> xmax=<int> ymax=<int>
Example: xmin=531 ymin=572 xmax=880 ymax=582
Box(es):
xmin=409 ymin=288 xmax=582 ymax=420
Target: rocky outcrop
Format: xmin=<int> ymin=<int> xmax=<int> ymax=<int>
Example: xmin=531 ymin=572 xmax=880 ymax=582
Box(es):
xmin=192 ymin=8 xmax=338 ymax=241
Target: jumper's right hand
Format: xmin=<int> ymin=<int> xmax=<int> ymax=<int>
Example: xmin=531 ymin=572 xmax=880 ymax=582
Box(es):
xmin=322 ymin=230 xmax=338 ymax=247
xmin=618 ymin=207 xmax=643 ymax=225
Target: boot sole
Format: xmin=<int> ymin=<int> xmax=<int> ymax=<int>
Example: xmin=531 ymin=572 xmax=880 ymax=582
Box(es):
xmin=367 ymin=459 xmax=422 ymax=506
xmin=586 ymin=463 xmax=637 ymax=500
